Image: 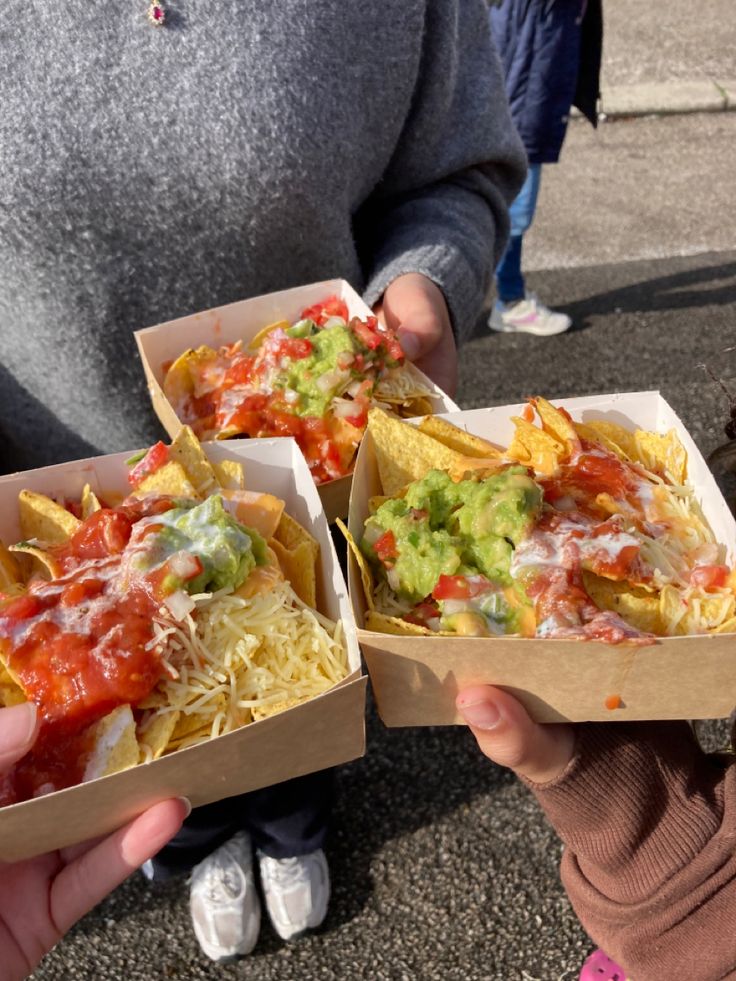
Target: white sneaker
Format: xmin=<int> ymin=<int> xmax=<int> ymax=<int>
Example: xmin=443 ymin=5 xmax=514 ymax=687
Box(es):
xmin=189 ymin=831 xmax=261 ymax=962
xmin=488 ymin=293 xmax=572 ymax=336
xmin=258 ymin=849 xmax=330 ymax=941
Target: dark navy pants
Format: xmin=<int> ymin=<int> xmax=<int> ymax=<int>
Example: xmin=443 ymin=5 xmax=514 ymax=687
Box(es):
xmin=151 ymin=768 xmax=334 ymax=879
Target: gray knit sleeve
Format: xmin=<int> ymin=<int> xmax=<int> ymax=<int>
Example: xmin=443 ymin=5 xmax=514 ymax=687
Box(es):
xmin=355 ymin=0 xmax=526 ymax=344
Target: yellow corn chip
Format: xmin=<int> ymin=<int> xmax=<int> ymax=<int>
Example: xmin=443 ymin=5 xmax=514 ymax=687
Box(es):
xmin=271 ymin=539 xmax=318 ymax=607
xmin=274 ymin=511 xmax=319 ymax=555
xmin=368 ymin=408 xmax=464 ymax=496
xmin=252 ymin=696 xmax=307 ymax=721
xmin=169 ymin=425 xmax=219 ymax=496
xmin=581 ymin=421 xmax=639 ymax=461
xmin=635 ymin=429 xmax=688 ymax=484
xmin=368 ymin=495 xmax=389 ymax=515
xmin=132 ymin=460 xmax=198 ymax=498
xmin=214 ymin=459 xmax=246 ymax=490
xmin=18 ymin=489 xmax=80 ymax=545
xmin=137 ymin=710 xmax=180 ymax=761
xmin=574 ymin=422 xmax=633 ymax=462
xmin=532 ymin=397 xmax=580 ymax=454
xmin=506 ymin=417 xmax=564 ymax=476
xmin=83 ymin=705 xmax=140 ymax=780
xmin=81 ymin=484 xmax=102 ymax=519
xmin=0 ymin=541 xmax=22 ymax=591
xmin=398 ymin=396 xmax=434 ymax=417
xmin=583 ymin=572 xmax=664 ymax=635
xmin=8 ymin=543 xmax=61 ymax=581
xmin=0 ymin=653 xmax=26 ymax=708
xmin=162 ymin=345 xmax=216 ymax=405
xmin=364 ymin=610 xmax=432 ymax=635
xmin=247 ymin=319 xmax=291 ymax=351
xmin=336 ymin=518 xmax=374 ymax=612
xmin=418 ymin=416 xmax=503 ymax=459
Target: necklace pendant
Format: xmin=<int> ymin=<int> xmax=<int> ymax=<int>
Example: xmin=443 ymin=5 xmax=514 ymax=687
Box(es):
xmin=147 ymin=1 xmax=166 ymax=26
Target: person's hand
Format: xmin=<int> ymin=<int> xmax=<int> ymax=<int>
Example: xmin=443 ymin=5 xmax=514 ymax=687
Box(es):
xmin=0 ymin=702 xmax=189 ymax=981
xmin=456 ymin=685 xmax=575 ymax=784
xmin=373 ymin=273 xmax=458 ymax=397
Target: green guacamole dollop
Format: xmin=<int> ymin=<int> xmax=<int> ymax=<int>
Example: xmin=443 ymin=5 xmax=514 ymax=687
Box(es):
xmin=280 ymin=323 xmax=357 ymax=417
xmin=361 ymin=467 xmax=543 ymax=605
xmin=141 ymin=494 xmax=267 ymax=594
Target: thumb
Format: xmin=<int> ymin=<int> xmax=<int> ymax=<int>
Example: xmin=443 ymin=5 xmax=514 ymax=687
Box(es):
xmin=396 ymin=318 xmax=443 ymax=362
xmin=457 ymin=686 xmax=574 ymax=784
xmin=0 ymin=701 xmax=38 ymax=770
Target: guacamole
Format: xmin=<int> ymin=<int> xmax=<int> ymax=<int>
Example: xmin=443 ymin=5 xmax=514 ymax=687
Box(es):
xmin=361 ymin=467 xmax=542 ymax=630
xmin=139 ymin=494 xmax=266 ymax=594
xmin=279 ymin=323 xmax=358 ymax=418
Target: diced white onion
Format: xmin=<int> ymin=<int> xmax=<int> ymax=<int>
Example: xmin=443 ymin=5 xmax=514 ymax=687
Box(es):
xmin=163 ymin=590 xmax=196 ymax=622
xmin=332 ymin=399 xmax=358 ymax=419
xmin=315 ymin=368 xmax=350 ymax=393
xmin=283 ymin=388 xmax=300 ymax=404
xmin=323 ymin=316 xmax=347 ymax=329
xmin=362 ymin=524 xmax=383 ymax=546
xmin=168 ymin=551 xmax=202 ymax=580
xmin=386 ymin=568 xmax=401 ymax=591
xmin=346 ymin=380 xmax=363 ymax=398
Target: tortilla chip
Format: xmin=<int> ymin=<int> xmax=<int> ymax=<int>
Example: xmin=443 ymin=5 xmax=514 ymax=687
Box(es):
xmin=162 ymin=345 xmax=216 ymax=405
xmin=83 ymin=705 xmax=139 ymax=781
xmin=247 ymin=319 xmax=291 ymax=351
xmin=714 ymin=615 xmax=736 ymax=635
xmin=252 ymin=696 xmax=307 ymax=721
xmin=169 ymin=425 xmax=219 ymax=495
xmin=368 ymin=408 xmax=465 ymax=496
xmin=364 ymin=610 xmax=433 ymax=635
xmin=418 ymin=416 xmax=503 ymax=459
xmin=274 ymin=511 xmax=318 ymax=555
xmin=0 ymin=655 xmax=26 ymax=708
xmin=532 ymin=397 xmax=580 ymax=455
xmin=0 ymin=541 xmax=22 ymax=591
xmin=368 ymin=495 xmax=389 ymax=515
xmin=579 ymin=421 xmax=639 ymax=461
xmin=220 ymin=490 xmax=284 ymax=540
xmin=172 ymin=709 xmax=215 ymax=742
xmin=214 ymin=459 xmax=246 ymax=490
xmin=583 ymin=572 xmax=664 ymax=635
xmin=18 ymin=489 xmax=80 ymax=545
xmin=137 ymin=710 xmax=180 ymax=760
xmin=81 ymin=484 xmax=102 ymax=519
xmin=574 ymin=423 xmax=632 ymax=462
xmin=635 ymin=429 xmax=688 ymax=484
xmin=399 ymin=396 xmax=434 ymax=418
xmin=271 ymin=539 xmax=317 ymax=607
xmin=132 ymin=460 xmax=198 ymax=499
xmin=506 ymin=418 xmax=564 ymax=476
xmin=335 ymin=518 xmax=374 ymax=611
xmin=8 ymin=543 xmax=61 ymax=581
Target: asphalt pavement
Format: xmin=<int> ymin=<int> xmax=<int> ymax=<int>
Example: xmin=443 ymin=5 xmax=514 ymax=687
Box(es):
xmin=32 ymin=248 xmax=736 ymax=981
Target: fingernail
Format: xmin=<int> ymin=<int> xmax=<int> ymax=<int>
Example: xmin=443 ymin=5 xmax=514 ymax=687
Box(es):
xmin=177 ymin=796 xmax=193 ymax=818
xmin=398 ymin=330 xmax=420 ymax=360
xmin=458 ymin=698 xmax=501 ymax=731
xmin=5 ymin=701 xmax=38 ymax=746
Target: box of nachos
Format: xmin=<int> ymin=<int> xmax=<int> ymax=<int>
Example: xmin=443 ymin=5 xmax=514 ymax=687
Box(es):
xmin=0 ymin=428 xmax=365 ymax=860
xmin=134 ymin=279 xmax=458 ymax=523
xmin=344 ymin=392 xmax=736 ymax=725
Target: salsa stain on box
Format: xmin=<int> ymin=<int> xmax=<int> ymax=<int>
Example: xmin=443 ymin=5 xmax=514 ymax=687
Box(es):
xmin=346 ymin=393 xmax=736 ymax=725
xmin=134 ymin=279 xmax=457 ymax=523
xmin=0 ymin=433 xmax=365 ymax=862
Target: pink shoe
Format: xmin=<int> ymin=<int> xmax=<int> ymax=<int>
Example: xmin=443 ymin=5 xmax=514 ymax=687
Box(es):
xmin=579 ymin=949 xmax=627 ymax=980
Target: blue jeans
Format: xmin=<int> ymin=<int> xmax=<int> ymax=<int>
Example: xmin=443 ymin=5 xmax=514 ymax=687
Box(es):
xmin=495 ymin=163 xmax=542 ymax=304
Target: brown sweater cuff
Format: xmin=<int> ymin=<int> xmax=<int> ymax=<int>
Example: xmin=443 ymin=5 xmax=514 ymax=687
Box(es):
xmin=525 ymin=721 xmax=726 ymax=905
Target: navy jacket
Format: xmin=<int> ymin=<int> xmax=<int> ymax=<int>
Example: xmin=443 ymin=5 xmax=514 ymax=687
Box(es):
xmin=490 ymin=0 xmax=602 ymax=164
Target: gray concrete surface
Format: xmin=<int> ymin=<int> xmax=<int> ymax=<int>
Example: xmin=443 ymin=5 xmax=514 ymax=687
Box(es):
xmin=602 ymin=0 xmax=736 ymax=90
xmin=524 ymin=112 xmax=736 ymax=272
xmin=33 ymin=250 xmax=736 ymax=981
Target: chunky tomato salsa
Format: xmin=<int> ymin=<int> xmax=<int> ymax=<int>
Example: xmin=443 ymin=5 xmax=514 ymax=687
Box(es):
xmin=163 ymin=297 xmax=422 ymax=484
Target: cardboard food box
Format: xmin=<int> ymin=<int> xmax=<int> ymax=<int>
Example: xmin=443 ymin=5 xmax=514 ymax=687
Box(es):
xmin=0 ymin=438 xmax=366 ymax=861
xmin=135 ymin=278 xmax=458 ymax=524
xmin=348 ymin=392 xmax=736 ymax=726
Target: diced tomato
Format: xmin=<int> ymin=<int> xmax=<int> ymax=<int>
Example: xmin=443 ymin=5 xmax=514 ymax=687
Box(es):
xmin=689 ymin=564 xmax=730 ymax=590
xmin=270 ymin=337 xmax=313 ymax=361
xmin=223 ymin=356 xmax=255 ymax=387
xmin=267 ymin=410 xmax=303 ymax=438
xmin=432 ymin=575 xmax=493 ymax=601
xmin=605 ymin=694 xmax=623 ymax=710
xmin=374 ymin=530 xmax=398 ymax=566
xmin=128 ymin=441 xmax=169 ymax=486
xmin=64 ymin=510 xmax=133 ymax=562
xmin=300 ymin=297 xmax=349 ymax=326
xmin=522 ymin=404 xmax=535 ymax=423
xmin=351 ymin=317 xmax=382 ymax=351
xmin=1 ymin=593 xmax=44 ymax=622
xmin=405 ymin=600 xmax=440 ymax=627
xmin=60 ymin=579 xmax=105 ymax=609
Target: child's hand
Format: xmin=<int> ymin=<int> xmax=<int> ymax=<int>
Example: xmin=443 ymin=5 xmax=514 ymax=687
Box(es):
xmin=374 ymin=273 xmax=458 ymax=397
xmin=456 ymin=685 xmax=575 ymax=784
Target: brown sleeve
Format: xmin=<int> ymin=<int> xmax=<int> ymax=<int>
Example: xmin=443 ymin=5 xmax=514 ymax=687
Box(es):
xmin=527 ymin=722 xmax=736 ymax=981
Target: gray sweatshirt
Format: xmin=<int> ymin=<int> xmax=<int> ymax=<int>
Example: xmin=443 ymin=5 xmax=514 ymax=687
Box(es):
xmin=0 ymin=0 xmax=525 ymax=472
